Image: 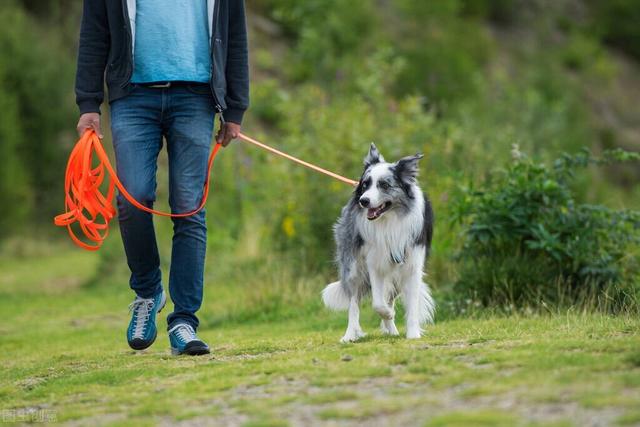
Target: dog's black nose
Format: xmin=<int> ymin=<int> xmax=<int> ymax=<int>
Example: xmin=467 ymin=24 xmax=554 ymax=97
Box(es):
xmin=359 ymin=197 xmax=370 ymax=208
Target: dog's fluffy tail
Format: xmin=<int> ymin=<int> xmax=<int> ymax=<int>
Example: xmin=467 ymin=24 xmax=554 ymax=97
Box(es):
xmin=322 ymin=281 xmax=350 ymax=311
xmin=418 ymin=282 xmax=436 ymax=325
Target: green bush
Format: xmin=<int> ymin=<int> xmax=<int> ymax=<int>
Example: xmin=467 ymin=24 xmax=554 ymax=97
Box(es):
xmin=452 ymin=147 xmax=640 ymax=311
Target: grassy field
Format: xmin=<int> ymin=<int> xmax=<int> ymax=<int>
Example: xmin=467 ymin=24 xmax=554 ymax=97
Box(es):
xmin=1 ymin=248 xmax=640 ymax=427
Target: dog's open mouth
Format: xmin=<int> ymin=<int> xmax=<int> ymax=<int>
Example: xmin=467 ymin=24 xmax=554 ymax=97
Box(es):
xmin=367 ymin=202 xmax=392 ymax=220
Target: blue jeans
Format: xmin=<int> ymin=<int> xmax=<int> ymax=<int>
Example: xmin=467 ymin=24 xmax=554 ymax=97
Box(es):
xmin=110 ymin=83 xmax=216 ymax=331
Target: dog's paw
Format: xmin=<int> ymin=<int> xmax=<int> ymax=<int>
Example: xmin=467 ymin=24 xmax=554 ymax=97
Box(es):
xmin=380 ymin=320 xmax=400 ymax=336
xmin=406 ymin=328 xmax=422 ymax=339
xmin=340 ymin=328 xmax=366 ymax=343
xmin=340 ymin=334 xmax=359 ymax=343
xmin=372 ymin=304 xmax=395 ymax=320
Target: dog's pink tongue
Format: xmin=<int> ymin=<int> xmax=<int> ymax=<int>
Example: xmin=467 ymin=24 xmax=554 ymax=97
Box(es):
xmin=367 ymin=208 xmax=378 ymax=219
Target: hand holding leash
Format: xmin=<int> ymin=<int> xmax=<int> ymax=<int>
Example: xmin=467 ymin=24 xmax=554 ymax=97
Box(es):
xmin=216 ymin=122 xmax=241 ymax=147
xmin=76 ymin=113 xmax=103 ymax=139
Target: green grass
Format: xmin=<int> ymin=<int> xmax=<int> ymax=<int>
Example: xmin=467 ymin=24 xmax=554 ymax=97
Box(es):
xmin=1 ymin=247 xmax=639 ymax=426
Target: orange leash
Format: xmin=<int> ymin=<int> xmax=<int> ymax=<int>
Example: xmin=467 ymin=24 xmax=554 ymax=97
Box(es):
xmin=237 ymin=133 xmax=359 ymax=186
xmin=54 ymin=129 xmax=356 ymax=250
xmin=53 ymin=130 xmax=222 ymax=250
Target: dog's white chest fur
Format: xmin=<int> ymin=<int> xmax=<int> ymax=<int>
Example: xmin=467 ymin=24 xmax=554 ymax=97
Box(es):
xmin=356 ymin=191 xmax=425 ymax=267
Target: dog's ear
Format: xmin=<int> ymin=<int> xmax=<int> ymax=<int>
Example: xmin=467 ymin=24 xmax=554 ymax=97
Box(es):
xmin=364 ymin=143 xmax=385 ymax=167
xmin=394 ymin=154 xmax=424 ymax=182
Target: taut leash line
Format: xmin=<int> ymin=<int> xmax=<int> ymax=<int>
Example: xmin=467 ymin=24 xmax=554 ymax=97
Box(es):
xmin=238 ymin=133 xmax=359 ymax=186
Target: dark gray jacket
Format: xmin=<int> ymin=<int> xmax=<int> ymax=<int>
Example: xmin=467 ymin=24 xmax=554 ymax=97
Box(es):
xmin=75 ymin=0 xmax=249 ymax=124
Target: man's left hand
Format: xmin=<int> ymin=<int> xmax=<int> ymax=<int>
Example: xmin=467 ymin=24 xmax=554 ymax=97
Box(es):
xmin=216 ymin=122 xmax=241 ymax=147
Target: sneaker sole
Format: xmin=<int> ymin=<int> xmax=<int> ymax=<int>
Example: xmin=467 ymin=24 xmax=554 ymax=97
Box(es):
xmin=171 ymin=344 xmax=210 ymax=356
xmin=127 ymin=292 xmax=167 ymax=351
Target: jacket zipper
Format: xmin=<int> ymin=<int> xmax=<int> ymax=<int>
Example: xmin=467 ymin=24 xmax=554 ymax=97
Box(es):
xmin=210 ymin=0 xmax=225 ymax=121
xmin=121 ymin=0 xmax=133 ymax=88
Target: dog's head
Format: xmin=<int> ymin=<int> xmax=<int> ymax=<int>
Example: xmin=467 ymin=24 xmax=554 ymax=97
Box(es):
xmin=355 ymin=143 xmax=423 ymax=221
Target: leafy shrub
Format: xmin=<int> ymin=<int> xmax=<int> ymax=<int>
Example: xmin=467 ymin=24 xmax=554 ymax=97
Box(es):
xmin=452 ymin=147 xmax=640 ymax=311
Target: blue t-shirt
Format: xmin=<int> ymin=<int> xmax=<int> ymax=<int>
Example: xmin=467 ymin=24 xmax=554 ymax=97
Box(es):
xmin=131 ymin=0 xmax=211 ymax=83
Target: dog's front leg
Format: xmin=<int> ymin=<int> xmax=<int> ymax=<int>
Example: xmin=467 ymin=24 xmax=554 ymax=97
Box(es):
xmin=341 ymin=295 xmax=366 ymax=343
xmin=369 ymin=269 xmax=395 ymax=320
xmin=381 ymin=295 xmax=400 ymax=336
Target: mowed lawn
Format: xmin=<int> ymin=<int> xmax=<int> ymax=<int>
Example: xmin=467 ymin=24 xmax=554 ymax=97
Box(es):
xmin=1 ymin=249 xmax=640 ymax=427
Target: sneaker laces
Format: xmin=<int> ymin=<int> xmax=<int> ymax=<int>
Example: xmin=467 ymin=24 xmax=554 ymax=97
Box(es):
xmin=169 ymin=323 xmax=196 ymax=344
xmin=128 ymin=296 xmax=155 ymax=339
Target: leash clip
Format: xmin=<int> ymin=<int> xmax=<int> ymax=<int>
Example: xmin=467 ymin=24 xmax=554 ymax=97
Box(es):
xmin=216 ymin=104 xmax=226 ymax=125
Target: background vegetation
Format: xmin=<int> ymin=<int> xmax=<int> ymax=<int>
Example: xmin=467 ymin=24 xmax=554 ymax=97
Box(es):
xmin=3 ymin=0 xmax=639 ymax=313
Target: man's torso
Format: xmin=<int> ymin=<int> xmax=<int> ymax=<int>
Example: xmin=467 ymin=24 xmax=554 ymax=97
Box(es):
xmin=131 ymin=0 xmax=212 ymax=84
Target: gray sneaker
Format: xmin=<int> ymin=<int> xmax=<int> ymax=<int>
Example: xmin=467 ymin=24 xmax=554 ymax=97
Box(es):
xmin=168 ymin=323 xmax=210 ymax=356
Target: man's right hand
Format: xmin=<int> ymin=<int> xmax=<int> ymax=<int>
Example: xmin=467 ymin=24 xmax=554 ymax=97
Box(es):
xmin=77 ymin=113 xmax=103 ymax=138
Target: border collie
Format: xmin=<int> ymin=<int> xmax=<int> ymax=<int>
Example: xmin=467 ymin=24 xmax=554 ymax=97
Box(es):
xmin=322 ymin=144 xmax=435 ymax=342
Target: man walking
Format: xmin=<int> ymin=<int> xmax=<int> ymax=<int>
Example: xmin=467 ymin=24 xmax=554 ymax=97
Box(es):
xmin=75 ymin=0 xmax=249 ymax=355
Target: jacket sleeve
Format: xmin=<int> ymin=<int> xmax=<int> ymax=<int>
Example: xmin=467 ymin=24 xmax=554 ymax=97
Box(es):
xmin=75 ymin=0 xmax=110 ymax=115
xmin=224 ymin=0 xmax=249 ymax=124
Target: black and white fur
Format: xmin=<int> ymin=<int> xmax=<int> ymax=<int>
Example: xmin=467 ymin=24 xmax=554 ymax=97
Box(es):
xmin=322 ymin=143 xmax=435 ymax=342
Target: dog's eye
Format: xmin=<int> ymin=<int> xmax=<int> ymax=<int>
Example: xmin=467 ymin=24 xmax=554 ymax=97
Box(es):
xmin=363 ymin=178 xmax=371 ymax=189
xmin=378 ymin=181 xmax=390 ymax=190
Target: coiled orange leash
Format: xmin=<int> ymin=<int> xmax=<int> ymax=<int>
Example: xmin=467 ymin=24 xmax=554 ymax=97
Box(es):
xmin=53 ymin=130 xmax=222 ymax=250
xmin=54 ymin=129 xmax=357 ymax=250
